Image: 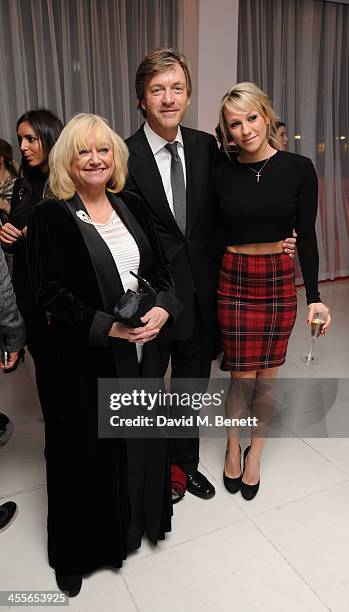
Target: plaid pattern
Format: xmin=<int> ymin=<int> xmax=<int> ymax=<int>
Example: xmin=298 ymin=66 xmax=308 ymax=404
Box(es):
xmin=217 ymin=251 xmax=297 ymax=371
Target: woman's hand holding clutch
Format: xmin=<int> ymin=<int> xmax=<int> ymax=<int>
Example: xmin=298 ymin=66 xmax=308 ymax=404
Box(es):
xmin=109 ymin=307 xmax=169 ymax=344
xmin=108 ymin=321 xmax=157 ymax=343
xmin=139 ymin=306 xmax=169 ymax=331
xmin=129 ymin=306 xmax=169 ymax=343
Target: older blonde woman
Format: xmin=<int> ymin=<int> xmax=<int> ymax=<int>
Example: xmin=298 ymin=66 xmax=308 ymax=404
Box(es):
xmin=27 ymin=114 xmax=181 ymax=596
xmin=213 ymin=83 xmax=331 ymax=501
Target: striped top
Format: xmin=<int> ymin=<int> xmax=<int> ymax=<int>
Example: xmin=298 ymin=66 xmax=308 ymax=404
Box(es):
xmin=93 ymin=210 xmax=140 ymax=292
xmin=93 ymin=210 xmax=142 ymax=362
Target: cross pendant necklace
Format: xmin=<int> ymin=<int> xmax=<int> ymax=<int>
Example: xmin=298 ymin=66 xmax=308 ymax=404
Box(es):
xmin=248 ymin=157 xmax=270 ymax=183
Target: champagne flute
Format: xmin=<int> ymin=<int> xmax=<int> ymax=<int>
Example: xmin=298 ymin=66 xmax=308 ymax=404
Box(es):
xmin=301 ymin=312 xmax=325 ymax=365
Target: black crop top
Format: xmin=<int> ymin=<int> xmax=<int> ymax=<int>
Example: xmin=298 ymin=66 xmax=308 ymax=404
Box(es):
xmin=212 ymin=150 xmax=320 ymax=304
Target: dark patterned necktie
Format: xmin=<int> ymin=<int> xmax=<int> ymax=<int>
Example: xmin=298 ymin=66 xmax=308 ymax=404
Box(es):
xmin=165 ymin=142 xmax=186 ymax=235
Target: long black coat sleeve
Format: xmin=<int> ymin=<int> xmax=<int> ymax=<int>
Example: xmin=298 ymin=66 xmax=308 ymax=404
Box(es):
xmin=27 ymin=201 xmax=114 ymax=347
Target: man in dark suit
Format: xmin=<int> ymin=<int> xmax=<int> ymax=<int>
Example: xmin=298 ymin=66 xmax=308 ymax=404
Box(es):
xmin=125 ymin=49 xmax=218 ymax=501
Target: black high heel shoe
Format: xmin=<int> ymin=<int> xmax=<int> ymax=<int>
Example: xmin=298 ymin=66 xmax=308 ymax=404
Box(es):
xmin=55 ymin=570 xmax=82 ymax=597
xmin=223 ymin=444 xmax=242 ymax=494
xmin=241 ymin=445 xmax=260 ymax=501
xmin=3 ymin=348 xmax=25 ymax=374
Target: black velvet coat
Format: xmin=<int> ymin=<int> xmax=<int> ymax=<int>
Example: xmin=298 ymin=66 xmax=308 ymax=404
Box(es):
xmin=27 ymin=190 xmax=182 ymax=573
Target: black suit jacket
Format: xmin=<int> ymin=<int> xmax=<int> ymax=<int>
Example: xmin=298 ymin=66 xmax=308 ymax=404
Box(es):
xmin=126 ymin=125 xmax=220 ymax=340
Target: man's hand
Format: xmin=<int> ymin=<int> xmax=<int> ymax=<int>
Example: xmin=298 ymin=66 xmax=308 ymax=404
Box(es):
xmin=283 ymin=229 xmax=297 ymax=259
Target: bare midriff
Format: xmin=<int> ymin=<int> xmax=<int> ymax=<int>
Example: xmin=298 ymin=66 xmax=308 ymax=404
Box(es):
xmin=226 ymin=240 xmax=284 ymax=255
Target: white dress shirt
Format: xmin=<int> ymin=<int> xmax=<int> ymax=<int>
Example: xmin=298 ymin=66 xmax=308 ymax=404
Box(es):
xmin=93 ymin=210 xmax=143 ymax=362
xmin=143 ymin=122 xmax=186 ymax=217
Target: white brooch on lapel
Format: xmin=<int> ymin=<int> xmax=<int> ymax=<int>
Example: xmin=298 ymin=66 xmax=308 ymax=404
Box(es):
xmin=76 ymin=210 xmax=92 ymax=224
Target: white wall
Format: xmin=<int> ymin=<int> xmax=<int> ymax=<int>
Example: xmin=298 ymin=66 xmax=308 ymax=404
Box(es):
xmin=197 ymin=0 xmax=239 ymax=134
xmin=179 ymin=0 xmax=199 ymax=129
xmin=180 ymin=0 xmax=239 ymax=133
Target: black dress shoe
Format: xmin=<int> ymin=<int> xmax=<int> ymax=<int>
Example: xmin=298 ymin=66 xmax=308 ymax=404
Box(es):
xmin=223 ymin=446 xmax=242 ymax=494
xmin=241 ymin=446 xmax=260 ymax=501
xmin=55 ymin=570 xmax=82 ymax=597
xmin=186 ymin=470 xmax=215 ymax=499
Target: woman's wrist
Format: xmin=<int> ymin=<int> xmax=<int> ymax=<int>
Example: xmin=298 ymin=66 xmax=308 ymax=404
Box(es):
xmin=108 ymin=322 xmax=119 ymax=337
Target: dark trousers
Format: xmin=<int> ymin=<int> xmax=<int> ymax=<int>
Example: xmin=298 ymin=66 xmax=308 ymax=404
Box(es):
xmin=158 ymin=302 xmax=213 ymax=473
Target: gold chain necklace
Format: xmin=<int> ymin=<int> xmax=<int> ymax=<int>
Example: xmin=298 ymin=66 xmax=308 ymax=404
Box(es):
xmin=247 ymin=157 xmax=271 ymax=183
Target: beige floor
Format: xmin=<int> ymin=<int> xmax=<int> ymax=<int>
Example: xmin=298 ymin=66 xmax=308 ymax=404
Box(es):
xmin=1 ymin=279 xmax=348 ymax=611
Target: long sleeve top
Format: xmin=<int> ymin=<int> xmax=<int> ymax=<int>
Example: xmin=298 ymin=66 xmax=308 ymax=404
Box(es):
xmin=212 ymin=150 xmax=320 ymax=304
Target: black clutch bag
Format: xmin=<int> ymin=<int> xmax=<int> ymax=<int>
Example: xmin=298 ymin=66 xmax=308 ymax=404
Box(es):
xmin=113 ymin=271 xmax=157 ymax=328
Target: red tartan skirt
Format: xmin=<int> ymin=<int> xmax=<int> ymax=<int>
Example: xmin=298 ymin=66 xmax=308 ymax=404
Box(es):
xmin=217 ymin=251 xmax=297 ymax=371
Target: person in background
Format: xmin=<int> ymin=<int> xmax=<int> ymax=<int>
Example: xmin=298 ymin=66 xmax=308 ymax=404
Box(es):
xmin=27 ymin=113 xmax=181 ymax=597
xmin=215 ymin=124 xmax=236 ymax=154
xmin=0 ymin=110 xmax=63 ymax=382
xmin=0 ymin=246 xmax=26 ymax=531
xmin=0 ymin=139 xmax=18 ymax=226
xmin=275 ymin=120 xmax=288 ymax=150
xmin=214 ymin=82 xmax=331 ymax=500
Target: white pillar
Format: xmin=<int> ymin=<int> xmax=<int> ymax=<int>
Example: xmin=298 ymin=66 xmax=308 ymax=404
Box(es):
xmin=197 ymin=0 xmax=239 ymax=134
xmin=179 ymin=0 xmax=199 ymax=129
xmin=180 ymin=0 xmax=239 ymax=133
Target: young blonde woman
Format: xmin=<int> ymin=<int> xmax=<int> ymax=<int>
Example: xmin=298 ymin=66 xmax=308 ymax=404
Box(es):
xmin=213 ymin=83 xmax=331 ymax=500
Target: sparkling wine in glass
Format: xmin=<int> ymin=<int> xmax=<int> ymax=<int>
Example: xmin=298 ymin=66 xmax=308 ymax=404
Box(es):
xmin=301 ymin=312 xmax=325 ymax=365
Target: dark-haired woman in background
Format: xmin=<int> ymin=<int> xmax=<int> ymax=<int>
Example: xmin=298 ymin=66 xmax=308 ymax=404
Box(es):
xmin=0 ymin=110 xmax=63 ymax=381
xmin=0 ymin=139 xmax=18 ymax=226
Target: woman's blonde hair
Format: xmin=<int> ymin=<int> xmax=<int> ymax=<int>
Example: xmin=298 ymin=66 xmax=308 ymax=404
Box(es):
xmin=218 ymin=82 xmax=278 ymax=154
xmin=49 ymin=113 xmax=129 ymax=199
